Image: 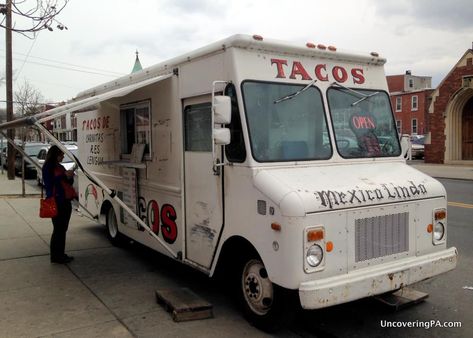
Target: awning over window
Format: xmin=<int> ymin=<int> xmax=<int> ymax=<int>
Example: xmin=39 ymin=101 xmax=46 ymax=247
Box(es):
xmin=0 ymin=73 xmax=174 ymax=130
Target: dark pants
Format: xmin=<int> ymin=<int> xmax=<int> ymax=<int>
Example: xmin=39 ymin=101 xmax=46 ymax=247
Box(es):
xmin=50 ymin=200 xmax=72 ymax=260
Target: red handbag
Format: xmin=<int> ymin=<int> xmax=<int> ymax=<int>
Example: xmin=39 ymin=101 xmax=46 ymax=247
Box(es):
xmin=39 ymin=186 xmax=58 ymax=218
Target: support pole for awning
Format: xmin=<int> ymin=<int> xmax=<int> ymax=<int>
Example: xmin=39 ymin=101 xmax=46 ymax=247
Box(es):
xmin=0 ymin=130 xmax=97 ymax=220
xmin=0 ymin=73 xmax=178 ymax=258
xmin=33 ymin=113 xmax=178 ymax=259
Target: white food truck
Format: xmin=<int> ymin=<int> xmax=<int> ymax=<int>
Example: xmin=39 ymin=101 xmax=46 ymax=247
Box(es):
xmin=60 ymin=34 xmax=456 ymax=330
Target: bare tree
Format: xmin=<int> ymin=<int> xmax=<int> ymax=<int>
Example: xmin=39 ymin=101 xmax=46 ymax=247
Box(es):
xmin=1 ymin=1 xmax=69 ymax=179
xmin=14 ymin=80 xmax=43 ymax=117
xmin=14 ymin=80 xmax=43 ymax=141
xmin=0 ymin=0 xmax=69 ymax=38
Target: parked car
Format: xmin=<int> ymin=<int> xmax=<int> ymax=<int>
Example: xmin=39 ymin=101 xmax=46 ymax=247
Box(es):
xmin=1 ymin=146 xmax=6 ymax=169
xmin=410 ymin=135 xmax=425 ymax=159
xmin=36 ymin=144 xmax=79 ymax=189
xmin=14 ymin=142 xmax=48 ymax=179
xmin=1 ymin=140 xmax=22 ymax=169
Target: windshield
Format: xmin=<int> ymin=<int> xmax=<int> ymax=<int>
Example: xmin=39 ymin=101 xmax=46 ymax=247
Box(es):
xmin=411 ymin=136 xmax=425 ymax=145
xmin=25 ymin=145 xmax=46 ymax=157
xmin=242 ymin=81 xmax=331 ymax=162
xmin=327 ymin=87 xmax=401 ymax=158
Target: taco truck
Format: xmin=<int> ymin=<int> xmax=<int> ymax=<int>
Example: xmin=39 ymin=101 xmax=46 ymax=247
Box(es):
xmin=6 ymin=34 xmax=456 ymax=330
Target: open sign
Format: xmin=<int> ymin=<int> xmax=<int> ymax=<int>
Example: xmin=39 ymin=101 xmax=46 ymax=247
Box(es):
xmin=350 ymin=114 xmax=376 ymax=131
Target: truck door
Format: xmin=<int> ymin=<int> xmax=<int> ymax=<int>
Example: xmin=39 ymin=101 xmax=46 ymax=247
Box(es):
xmin=183 ymin=97 xmax=224 ymax=269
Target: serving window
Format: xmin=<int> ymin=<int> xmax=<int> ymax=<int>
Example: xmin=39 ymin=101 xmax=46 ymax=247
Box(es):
xmin=120 ymin=100 xmax=151 ymax=158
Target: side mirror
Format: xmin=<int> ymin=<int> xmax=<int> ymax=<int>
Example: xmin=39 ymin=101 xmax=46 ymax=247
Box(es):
xmin=213 ymin=96 xmax=232 ymax=125
xmin=213 ymin=128 xmax=230 ymax=145
xmin=400 ymin=134 xmax=411 ymax=159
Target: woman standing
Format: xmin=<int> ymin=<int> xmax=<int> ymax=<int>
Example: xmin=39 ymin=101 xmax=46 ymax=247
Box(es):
xmin=42 ymin=145 xmax=76 ymax=264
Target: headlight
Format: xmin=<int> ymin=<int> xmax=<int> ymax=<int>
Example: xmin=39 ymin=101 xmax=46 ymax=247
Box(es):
xmin=432 ymin=208 xmax=447 ymax=244
xmin=306 ymin=244 xmax=323 ymax=267
xmin=434 ymin=221 xmax=445 ymax=241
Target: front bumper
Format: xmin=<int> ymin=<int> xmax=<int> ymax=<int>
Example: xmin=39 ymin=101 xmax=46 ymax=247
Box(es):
xmin=299 ymin=247 xmax=457 ymax=309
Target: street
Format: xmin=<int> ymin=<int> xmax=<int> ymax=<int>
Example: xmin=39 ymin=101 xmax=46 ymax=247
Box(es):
xmin=0 ymin=177 xmax=471 ymax=337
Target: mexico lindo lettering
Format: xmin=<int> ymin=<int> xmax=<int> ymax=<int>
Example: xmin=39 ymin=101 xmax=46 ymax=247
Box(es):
xmin=315 ymin=181 xmax=428 ymax=209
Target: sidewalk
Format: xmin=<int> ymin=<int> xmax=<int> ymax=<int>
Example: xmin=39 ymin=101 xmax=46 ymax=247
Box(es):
xmin=0 ymin=170 xmax=42 ymax=197
xmin=408 ymin=161 xmax=473 ymax=180
xmin=0 ymin=172 xmax=267 ymax=337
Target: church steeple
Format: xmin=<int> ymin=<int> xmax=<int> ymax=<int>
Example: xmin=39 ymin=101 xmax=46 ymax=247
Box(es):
xmin=131 ymin=50 xmax=143 ymax=73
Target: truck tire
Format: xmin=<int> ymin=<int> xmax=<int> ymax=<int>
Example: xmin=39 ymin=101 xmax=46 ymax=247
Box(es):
xmin=239 ymin=257 xmax=297 ymax=332
xmin=106 ymin=207 xmax=124 ymax=246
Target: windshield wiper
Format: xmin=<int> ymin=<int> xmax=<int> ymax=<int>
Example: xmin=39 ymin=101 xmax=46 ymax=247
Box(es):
xmin=274 ymin=79 xmax=317 ymax=104
xmin=330 ymin=82 xmax=379 ymax=106
xmin=351 ymin=91 xmax=380 ymax=106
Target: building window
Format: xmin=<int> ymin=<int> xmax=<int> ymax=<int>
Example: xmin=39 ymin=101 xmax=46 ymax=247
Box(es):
xmin=408 ymin=78 xmax=414 ymax=88
xmin=120 ymin=100 xmax=151 ymax=156
xmin=412 ymin=118 xmax=418 ymax=134
xmin=395 ymin=97 xmax=402 ymax=112
xmin=396 ymin=120 xmax=402 ymax=134
xmin=411 ymin=95 xmax=418 ymax=111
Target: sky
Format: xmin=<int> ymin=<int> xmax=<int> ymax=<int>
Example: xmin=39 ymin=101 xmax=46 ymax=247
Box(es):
xmin=0 ymin=0 xmax=472 ymax=108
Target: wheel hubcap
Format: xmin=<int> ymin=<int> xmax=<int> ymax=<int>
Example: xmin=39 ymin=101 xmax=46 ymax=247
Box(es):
xmin=242 ymin=259 xmax=273 ymax=315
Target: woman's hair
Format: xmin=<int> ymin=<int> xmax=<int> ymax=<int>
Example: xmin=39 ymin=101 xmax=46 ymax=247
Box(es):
xmin=45 ymin=145 xmax=63 ymax=165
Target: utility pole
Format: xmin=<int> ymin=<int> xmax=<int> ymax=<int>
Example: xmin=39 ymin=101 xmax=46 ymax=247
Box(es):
xmin=5 ymin=0 xmax=15 ymax=179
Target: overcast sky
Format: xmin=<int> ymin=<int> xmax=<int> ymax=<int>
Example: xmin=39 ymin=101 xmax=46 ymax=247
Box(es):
xmin=0 ymin=0 xmax=472 ymax=107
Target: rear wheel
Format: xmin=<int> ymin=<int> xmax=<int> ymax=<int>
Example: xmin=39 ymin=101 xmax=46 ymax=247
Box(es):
xmin=238 ymin=257 xmax=297 ymax=332
xmin=106 ymin=207 xmax=125 ymax=246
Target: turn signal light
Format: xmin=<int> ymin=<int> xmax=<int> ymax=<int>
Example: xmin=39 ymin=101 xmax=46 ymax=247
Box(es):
xmin=435 ymin=210 xmax=446 ymax=220
xmin=271 ymin=222 xmax=281 ymax=231
xmin=326 ymin=241 xmax=334 ymax=252
xmin=307 ymin=229 xmax=324 ymax=242
xmin=427 ymin=224 xmax=433 ymax=233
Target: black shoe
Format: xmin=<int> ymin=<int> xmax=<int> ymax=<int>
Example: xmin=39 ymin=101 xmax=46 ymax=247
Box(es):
xmin=51 ymin=255 xmax=74 ymax=264
xmin=63 ymin=254 xmax=74 ymax=262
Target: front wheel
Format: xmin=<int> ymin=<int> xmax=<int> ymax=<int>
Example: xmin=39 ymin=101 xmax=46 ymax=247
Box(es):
xmin=239 ymin=258 xmax=297 ymax=332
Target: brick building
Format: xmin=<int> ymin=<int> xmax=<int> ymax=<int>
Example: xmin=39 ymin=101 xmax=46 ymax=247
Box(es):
xmin=387 ymin=72 xmax=433 ymax=136
xmin=426 ymin=49 xmax=473 ymax=163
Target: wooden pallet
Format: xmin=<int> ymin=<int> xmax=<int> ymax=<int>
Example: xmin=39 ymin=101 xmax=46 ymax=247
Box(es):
xmin=156 ymin=287 xmax=213 ymax=322
xmin=374 ymin=287 xmax=429 ymax=311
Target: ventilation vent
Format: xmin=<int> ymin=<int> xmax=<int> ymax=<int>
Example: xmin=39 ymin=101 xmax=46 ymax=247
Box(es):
xmin=257 ymin=200 xmax=267 ymax=215
xmin=355 ymin=212 xmax=409 ymax=262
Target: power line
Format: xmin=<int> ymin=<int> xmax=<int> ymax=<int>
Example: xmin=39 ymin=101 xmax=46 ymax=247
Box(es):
xmin=14 ymin=32 xmax=40 ymax=80
xmin=0 ymin=48 xmax=126 ymax=76
xmin=0 ymin=54 xmax=124 ymax=77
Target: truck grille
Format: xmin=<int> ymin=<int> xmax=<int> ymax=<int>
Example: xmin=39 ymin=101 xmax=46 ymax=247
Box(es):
xmin=355 ymin=212 xmax=409 ymax=262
